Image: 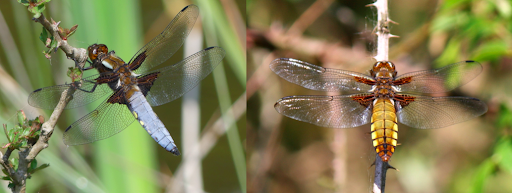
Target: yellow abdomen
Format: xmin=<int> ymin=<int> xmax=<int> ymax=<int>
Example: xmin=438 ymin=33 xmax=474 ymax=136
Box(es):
xmin=371 ymin=98 xmax=398 ymax=162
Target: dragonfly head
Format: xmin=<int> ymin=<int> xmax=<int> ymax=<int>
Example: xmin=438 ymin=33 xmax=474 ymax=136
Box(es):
xmin=88 ymin=44 xmax=109 ymax=62
xmin=371 ymin=61 xmax=397 ymax=78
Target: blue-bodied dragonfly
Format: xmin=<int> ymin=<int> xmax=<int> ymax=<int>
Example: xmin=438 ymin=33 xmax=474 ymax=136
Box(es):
xmin=28 ymin=5 xmax=225 ymax=155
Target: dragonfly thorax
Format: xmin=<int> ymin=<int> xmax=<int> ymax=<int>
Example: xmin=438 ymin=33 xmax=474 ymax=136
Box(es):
xmin=371 ymin=61 xmax=397 ymax=78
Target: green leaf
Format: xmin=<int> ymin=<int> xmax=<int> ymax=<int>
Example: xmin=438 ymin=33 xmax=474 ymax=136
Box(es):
xmin=496 ymin=104 xmax=512 ymax=128
xmin=7 ymin=129 xmax=14 ymax=142
xmin=11 ymin=158 xmax=18 ymax=171
xmin=31 ymin=163 xmax=50 ymax=174
xmin=471 ymin=40 xmax=509 ymax=62
xmin=435 ymin=38 xmax=461 ymax=66
xmin=49 ymin=36 xmax=58 ymax=50
xmin=22 ymin=127 xmax=30 ymax=136
xmin=1 ymin=176 xmax=11 ymax=181
xmin=39 ymin=27 xmax=48 ymax=44
xmin=28 ymin=3 xmax=46 ymax=18
xmin=494 ymin=137 xmax=512 ymax=174
xmin=16 ymin=111 xmax=24 ymax=126
xmin=17 ymin=0 xmax=30 ymax=6
xmin=2 ymin=169 xmax=8 ymax=176
xmin=29 ymin=159 xmax=37 ymax=172
xmin=470 ymin=159 xmax=496 ymax=193
xmin=21 ymin=140 xmax=27 ymax=147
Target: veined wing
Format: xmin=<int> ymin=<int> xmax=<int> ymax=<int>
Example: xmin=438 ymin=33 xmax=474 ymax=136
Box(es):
xmin=394 ymin=61 xmax=482 ymax=94
xmin=63 ymin=92 xmax=135 ymax=145
xmin=274 ymin=95 xmax=372 ymax=128
xmin=130 ymin=5 xmax=199 ymax=74
xmin=28 ymin=74 xmax=112 ymax=109
xmin=397 ymin=95 xmax=487 ymax=129
xmin=270 ymin=58 xmax=374 ymax=93
xmin=144 ymin=46 xmax=225 ymax=106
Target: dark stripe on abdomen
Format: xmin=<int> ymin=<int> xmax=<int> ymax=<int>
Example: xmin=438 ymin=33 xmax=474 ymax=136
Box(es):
xmin=371 ymin=98 xmax=398 ymax=162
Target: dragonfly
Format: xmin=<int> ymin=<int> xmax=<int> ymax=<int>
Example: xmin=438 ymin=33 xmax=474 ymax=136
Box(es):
xmin=270 ymin=58 xmax=487 ymax=162
xmin=28 ymin=5 xmax=225 ymax=156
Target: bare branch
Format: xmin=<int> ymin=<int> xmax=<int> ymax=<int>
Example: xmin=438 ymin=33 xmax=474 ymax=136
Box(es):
xmin=33 ymin=14 xmax=88 ymax=68
xmin=368 ymin=0 xmax=395 ymax=192
xmin=0 ymin=11 xmax=86 ymax=192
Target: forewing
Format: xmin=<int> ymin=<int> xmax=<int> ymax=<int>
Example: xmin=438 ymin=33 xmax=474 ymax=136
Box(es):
xmin=63 ymin=94 xmax=135 ymax=145
xmin=131 ymin=5 xmax=199 ymax=74
xmin=28 ymin=74 xmax=112 ymax=109
xmin=395 ymin=61 xmax=482 ymax=94
xmin=270 ymin=58 xmax=374 ymax=93
xmin=145 ymin=47 xmax=225 ymax=106
xmin=274 ymin=95 xmax=372 ymax=128
xmin=397 ymin=95 xmax=487 ymax=129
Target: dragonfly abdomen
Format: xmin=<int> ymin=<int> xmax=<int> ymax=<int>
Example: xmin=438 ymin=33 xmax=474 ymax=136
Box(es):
xmin=128 ymin=91 xmax=181 ymax=155
xmin=371 ymin=98 xmax=398 ymax=162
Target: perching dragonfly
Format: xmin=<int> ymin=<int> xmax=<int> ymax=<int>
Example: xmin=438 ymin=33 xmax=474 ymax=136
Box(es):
xmin=28 ymin=5 xmax=225 ymax=155
xmin=271 ymin=58 xmax=487 ymax=161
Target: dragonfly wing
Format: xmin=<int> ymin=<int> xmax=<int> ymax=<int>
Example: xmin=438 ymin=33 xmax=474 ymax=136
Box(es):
xmin=28 ymin=74 xmax=112 ymax=109
xmin=145 ymin=47 xmax=225 ymax=106
xmin=394 ymin=61 xmax=482 ymax=94
xmin=274 ymin=95 xmax=372 ymax=128
xmin=270 ymin=58 xmax=374 ymax=93
xmin=63 ymin=93 xmax=135 ymax=145
xmin=131 ymin=5 xmax=199 ymax=74
xmin=396 ymin=95 xmax=487 ymax=129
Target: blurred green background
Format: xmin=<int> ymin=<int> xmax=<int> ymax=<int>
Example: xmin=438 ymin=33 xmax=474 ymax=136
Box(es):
xmin=0 ymin=0 xmax=245 ymax=192
xmin=248 ymin=0 xmax=512 ymax=192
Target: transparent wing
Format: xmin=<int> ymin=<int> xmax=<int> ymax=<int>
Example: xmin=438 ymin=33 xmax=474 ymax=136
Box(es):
xmin=28 ymin=74 xmax=112 ymax=109
xmin=395 ymin=61 xmax=482 ymax=94
xmin=397 ymin=95 xmax=487 ymax=129
xmin=63 ymin=93 xmax=135 ymax=145
xmin=270 ymin=58 xmax=374 ymax=93
xmin=130 ymin=4 xmax=199 ymax=74
xmin=274 ymin=95 xmax=372 ymax=128
xmin=145 ymin=47 xmax=225 ymax=106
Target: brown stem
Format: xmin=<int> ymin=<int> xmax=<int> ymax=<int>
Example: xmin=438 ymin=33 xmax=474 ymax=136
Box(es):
xmin=0 ymin=12 xmax=86 ymax=193
xmin=369 ymin=0 xmax=395 ymax=192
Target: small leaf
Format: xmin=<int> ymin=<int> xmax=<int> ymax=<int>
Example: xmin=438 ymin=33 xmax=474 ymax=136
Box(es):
xmin=17 ymin=0 xmax=30 ymax=6
xmin=28 ymin=3 xmax=46 ymax=18
xmin=11 ymin=158 xmax=18 ymax=171
xmin=16 ymin=111 xmax=25 ymax=126
xmin=22 ymin=127 xmax=30 ymax=136
xmin=1 ymin=143 xmax=10 ymax=149
xmin=471 ymin=40 xmax=509 ymax=62
xmin=49 ymin=36 xmax=58 ymax=50
xmin=39 ymin=27 xmax=48 ymax=44
xmin=31 ymin=163 xmax=50 ymax=173
xmin=8 ymin=129 xmax=14 ymax=141
xmin=29 ymin=159 xmax=37 ymax=172
xmin=1 ymin=176 xmax=11 ymax=181
xmin=494 ymin=137 xmax=512 ymax=173
xmin=21 ymin=140 xmax=28 ymax=147
xmin=2 ymin=168 xmax=9 ymax=176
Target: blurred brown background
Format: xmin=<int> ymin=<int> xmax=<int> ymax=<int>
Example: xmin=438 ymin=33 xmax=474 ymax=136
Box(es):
xmin=247 ymin=0 xmax=512 ymax=192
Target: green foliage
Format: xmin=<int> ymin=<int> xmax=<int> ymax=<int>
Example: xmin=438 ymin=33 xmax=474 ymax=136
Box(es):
xmin=67 ymin=67 xmax=83 ymax=82
xmin=1 ymin=111 xmax=50 ymax=190
xmin=28 ymin=159 xmax=50 ymax=177
xmin=17 ymin=0 xmax=52 ymax=18
xmin=39 ymin=27 xmax=58 ymax=59
xmin=497 ymin=103 xmax=512 ymax=129
xmin=432 ymin=0 xmax=512 ymax=65
xmin=2 ymin=111 xmax=43 ymax=149
xmin=470 ymin=104 xmax=512 ymax=192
